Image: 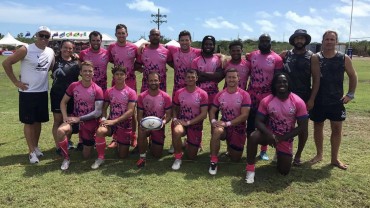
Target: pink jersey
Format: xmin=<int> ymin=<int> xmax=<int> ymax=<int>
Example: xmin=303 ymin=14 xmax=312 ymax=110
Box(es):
xmin=191 ymin=55 xmax=222 ymax=97
xmin=107 ymin=42 xmax=138 ymax=88
xmin=257 ymin=93 xmax=308 ymax=137
xmin=247 ymin=50 xmax=283 ymax=108
xmin=213 ymin=87 xmax=251 ymax=122
xmin=167 ymin=45 xmax=201 ymax=92
xmin=137 ymin=90 xmax=172 ymax=118
xmin=65 ymin=81 xmax=104 ymax=117
xmin=173 ymin=87 xmax=208 ymax=121
xmin=104 ymin=85 xmax=137 ymax=128
xmin=79 ymin=48 xmax=110 ymax=90
xmin=224 ymin=59 xmax=251 ymax=90
xmin=137 ymin=45 xmax=172 ymax=92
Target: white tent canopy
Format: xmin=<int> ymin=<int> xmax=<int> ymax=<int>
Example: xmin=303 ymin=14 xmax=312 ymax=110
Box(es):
xmin=165 ymin=40 xmax=180 ymax=47
xmin=134 ymin=38 xmax=149 ymax=47
xmin=0 ymin=32 xmax=28 ymax=46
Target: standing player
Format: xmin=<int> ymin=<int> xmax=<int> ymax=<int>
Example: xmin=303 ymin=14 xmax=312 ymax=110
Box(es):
xmin=246 ymin=34 xmax=284 ymax=160
xmin=91 ymin=65 xmax=137 ymax=169
xmin=136 ymin=72 xmax=172 ymax=167
xmin=136 ymin=29 xmax=172 ymax=92
xmin=309 ymin=30 xmax=357 ymax=170
xmin=56 ymin=61 xmax=104 ymax=170
xmin=2 ymin=26 xmax=55 ymax=163
xmin=208 ymin=69 xmax=251 ymax=175
xmin=281 ymin=29 xmax=320 ymax=165
xmin=107 ymin=24 xmax=139 ymax=149
xmin=245 ymin=72 xmax=309 ymax=183
xmin=171 ymin=69 xmax=208 ymax=170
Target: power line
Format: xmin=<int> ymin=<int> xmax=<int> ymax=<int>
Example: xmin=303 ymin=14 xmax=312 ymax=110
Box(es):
xmin=151 ymin=8 xmax=167 ymax=30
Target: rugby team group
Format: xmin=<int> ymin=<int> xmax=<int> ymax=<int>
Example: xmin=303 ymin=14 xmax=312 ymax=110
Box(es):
xmin=2 ymin=24 xmax=357 ymax=184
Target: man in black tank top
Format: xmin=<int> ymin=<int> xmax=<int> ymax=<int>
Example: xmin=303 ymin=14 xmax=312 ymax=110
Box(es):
xmin=281 ymin=29 xmax=320 ymax=166
xmin=309 ymin=30 xmax=358 ymax=170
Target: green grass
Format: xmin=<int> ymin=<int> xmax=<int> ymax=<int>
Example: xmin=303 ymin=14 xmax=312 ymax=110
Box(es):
xmin=0 ymin=56 xmax=370 ymax=207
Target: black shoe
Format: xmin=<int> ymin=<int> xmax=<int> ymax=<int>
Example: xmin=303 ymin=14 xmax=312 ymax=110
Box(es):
xmin=68 ymin=140 xmax=75 ymax=150
xmin=76 ymin=143 xmax=83 ymax=151
xmin=56 ymin=148 xmax=62 ymax=156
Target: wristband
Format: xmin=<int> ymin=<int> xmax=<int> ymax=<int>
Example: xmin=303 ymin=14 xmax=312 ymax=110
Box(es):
xmin=101 ymin=117 xmax=107 ymax=121
xmin=226 ymin=121 xmax=231 ymax=127
xmin=346 ymin=92 xmax=355 ymax=99
xmin=173 ymin=118 xmax=177 ymax=121
xmin=211 ymin=119 xmax=217 ymax=124
xmin=186 ymin=121 xmax=191 ymax=126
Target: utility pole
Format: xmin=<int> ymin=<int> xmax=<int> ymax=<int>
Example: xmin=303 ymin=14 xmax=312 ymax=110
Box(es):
xmin=151 ymin=8 xmax=167 ymax=30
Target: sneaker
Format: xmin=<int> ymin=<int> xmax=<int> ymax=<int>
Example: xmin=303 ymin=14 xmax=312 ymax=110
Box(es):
xmin=61 ymin=159 xmax=70 ymax=170
xmin=168 ymin=145 xmax=174 ymax=154
xmin=171 ymin=159 xmax=182 ymax=170
xmin=259 ymin=151 xmax=269 ymax=161
xmin=76 ymin=143 xmax=83 ymax=151
xmin=56 ymin=148 xmax=62 ymax=156
xmin=136 ymin=157 xmax=146 ymax=168
xmin=34 ymin=147 xmax=44 ymax=157
xmin=29 ymin=151 xmax=39 ymax=164
xmin=91 ymin=158 xmax=104 ymax=169
xmin=68 ymin=140 xmax=74 ymax=150
xmin=209 ymin=162 xmax=218 ymax=175
xmin=130 ymin=133 xmax=137 ymax=148
xmin=108 ymin=140 xmax=117 ymax=149
xmin=245 ymin=171 xmax=255 ymax=184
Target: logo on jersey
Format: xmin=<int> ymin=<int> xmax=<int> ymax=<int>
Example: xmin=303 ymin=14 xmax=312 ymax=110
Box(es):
xmin=341 ymin=110 xmax=346 ymax=119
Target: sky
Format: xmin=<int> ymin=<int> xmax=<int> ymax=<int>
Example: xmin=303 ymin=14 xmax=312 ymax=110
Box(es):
xmin=0 ymin=0 xmax=369 ymax=43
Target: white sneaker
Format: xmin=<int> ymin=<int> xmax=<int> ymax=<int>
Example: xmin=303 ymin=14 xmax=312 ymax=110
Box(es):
xmin=168 ymin=145 xmax=174 ymax=154
xmin=61 ymin=159 xmax=70 ymax=170
xmin=208 ymin=162 xmax=218 ymax=175
xmin=245 ymin=171 xmax=255 ymax=184
xmin=172 ymin=159 xmax=182 ymax=170
xmin=91 ymin=158 xmax=104 ymax=169
xmin=34 ymin=147 xmax=44 ymax=157
xmin=29 ymin=151 xmax=39 ymax=164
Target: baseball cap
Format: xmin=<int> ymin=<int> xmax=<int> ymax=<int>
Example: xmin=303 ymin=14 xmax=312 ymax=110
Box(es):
xmin=37 ymin=26 xmax=51 ymax=35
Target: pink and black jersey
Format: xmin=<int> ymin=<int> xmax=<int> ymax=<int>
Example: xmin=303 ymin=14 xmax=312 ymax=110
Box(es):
xmin=247 ymin=50 xmax=283 ymax=109
xmin=191 ymin=55 xmax=222 ymax=102
xmin=79 ymin=48 xmax=110 ymax=91
xmin=213 ymin=87 xmax=251 ymax=122
xmin=137 ymin=45 xmax=172 ymax=92
xmin=173 ymin=87 xmax=208 ymax=121
xmin=224 ymin=59 xmax=251 ymax=90
xmin=107 ymin=42 xmax=138 ymax=89
xmin=65 ymin=81 xmax=104 ymax=117
xmin=257 ymin=93 xmax=308 ymax=137
xmin=137 ymin=90 xmax=172 ymax=118
xmin=104 ymin=85 xmax=137 ymax=129
xmin=167 ymin=45 xmax=201 ymax=92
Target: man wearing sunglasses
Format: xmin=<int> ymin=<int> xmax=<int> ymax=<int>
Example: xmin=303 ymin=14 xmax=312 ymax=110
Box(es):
xmin=2 ymin=26 xmax=55 ymax=164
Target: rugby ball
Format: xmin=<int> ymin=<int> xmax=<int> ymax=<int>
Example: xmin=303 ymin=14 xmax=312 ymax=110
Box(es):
xmin=140 ymin=116 xmax=163 ymax=130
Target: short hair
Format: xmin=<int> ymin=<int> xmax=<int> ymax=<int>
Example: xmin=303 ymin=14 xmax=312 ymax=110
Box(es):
xmin=116 ymin=24 xmax=128 ymax=33
xmin=178 ymin=30 xmax=191 ymax=41
xmin=225 ymin=68 xmax=239 ymax=76
xmin=202 ymin=35 xmax=216 ymax=46
xmin=148 ymin=71 xmax=160 ymax=81
xmin=89 ymin=31 xmax=102 ymax=42
xmin=228 ymin=40 xmax=243 ymax=50
xmin=81 ymin=61 xmax=94 ymax=70
xmin=111 ymin=65 xmax=127 ymax=74
xmin=271 ymin=72 xmax=291 ymax=96
xmin=322 ymin=30 xmax=338 ymax=42
xmin=186 ymin=69 xmax=197 ymax=76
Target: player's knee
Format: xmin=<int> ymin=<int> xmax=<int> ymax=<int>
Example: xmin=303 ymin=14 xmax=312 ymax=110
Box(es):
xmin=96 ymin=126 xmax=108 ymax=137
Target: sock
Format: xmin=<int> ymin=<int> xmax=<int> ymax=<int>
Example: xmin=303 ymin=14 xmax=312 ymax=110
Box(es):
xmin=174 ymin=152 xmax=183 ymax=160
xmin=140 ymin=153 xmax=146 ymax=158
xmin=210 ymin=155 xmax=218 ymax=163
xmin=58 ymin=137 xmax=69 ymax=160
xmin=246 ymin=164 xmax=255 ymax=172
xmin=261 ymin=145 xmax=268 ymax=152
xmin=95 ymin=137 xmax=106 ymax=159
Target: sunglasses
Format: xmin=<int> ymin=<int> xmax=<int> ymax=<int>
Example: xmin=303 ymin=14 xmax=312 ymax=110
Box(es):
xmin=38 ymin=34 xmax=50 ymax=39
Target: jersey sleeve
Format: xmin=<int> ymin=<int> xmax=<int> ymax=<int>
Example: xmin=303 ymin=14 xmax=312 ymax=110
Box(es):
xmin=65 ymin=82 xmax=78 ymax=97
xmin=200 ymin=89 xmax=209 ymax=107
xmin=137 ymin=94 xmax=144 ymax=110
xmin=104 ymin=88 xmax=110 ymax=103
xmin=274 ymin=54 xmax=284 ymax=70
xmin=79 ymin=50 xmax=86 ymax=62
xmin=212 ymin=91 xmax=221 ymax=108
xmin=191 ymin=57 xmax=198 ymax=69
xmin=163 ymin=92 xmax=172 ymax=110
xmin=129 ymin=88 xmax=138 ymax=103
xmin=294 ymin=95 xmax=309 ymax=119
xmin=95 ymin=85 xmax=104 ymax=101
xmin=241 ymin=90 xmax=252 ymax=107
xmin=107 ymin=44 xmax=114 ymax=63
xmin=257 ymin=96 xmax=269 ymax=116
xmin=173 ymin=89 xmax=180 ymax=106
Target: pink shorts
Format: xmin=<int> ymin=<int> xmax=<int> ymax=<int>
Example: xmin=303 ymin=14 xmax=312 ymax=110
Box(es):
xmin=225 ymin=123 xmax=247 ymax=151
xmin=276 ymin=139 xmax=293 ymax=156
xmin=171 ymin=122 xmax=203 ymax=147
xmin=79 ymin=119 xmax=99 ymax=142
xmin=112 ymin=126 xmax=132 ymax=145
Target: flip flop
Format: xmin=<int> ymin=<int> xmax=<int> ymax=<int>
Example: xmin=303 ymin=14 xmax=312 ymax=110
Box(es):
xmin=331 ymin=162 xmax=348 ymax=170
xmin=293 ymin=158 xmax=302 ymax=166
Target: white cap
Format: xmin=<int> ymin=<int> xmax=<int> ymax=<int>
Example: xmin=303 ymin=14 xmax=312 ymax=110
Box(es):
xmin=37 ymin=26 xmax=51 ymax=35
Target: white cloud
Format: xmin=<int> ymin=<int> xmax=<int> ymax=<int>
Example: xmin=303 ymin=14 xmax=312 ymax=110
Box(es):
xmin=126 ymin=0 xmax=169 ymax=13
xmin=285 ymin=11 xmax=324 ymax=26
xmin=335 ymin=0 xmax=370 ymax=17
xmin=256 ymin=20 xmax=275 ymax=33
xmin=241 ymin=22 xmax=253 ymax=32
xmin=273 ymin=11 xmax=282 ymax=17
xmin=167 ymin=26 xmax=174 ymax=32
xmin=256 ymin=11 xmax=272 ymax=18
xmin=203 ymin=17 xmax=238 ymax=29
xmin=309 ymin=8 xmax=317 ymax=13
xmin=63 ymin=3 xmax=99 ymax=12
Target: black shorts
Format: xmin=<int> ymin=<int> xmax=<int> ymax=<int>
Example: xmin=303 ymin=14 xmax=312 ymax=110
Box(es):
xmin=50 ymin=90 xmax=73 ymax=114
xmin=310 ymin=104 xmax=346 ymax=122
xmin=246 ymin=108 xmax=257 ymax=133
xmin=19 ymin=91 xmax=49 ymax=124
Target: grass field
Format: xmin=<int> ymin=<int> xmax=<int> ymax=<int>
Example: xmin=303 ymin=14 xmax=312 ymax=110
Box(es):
xmin=0 ymin=55 xmax=369 ymax=207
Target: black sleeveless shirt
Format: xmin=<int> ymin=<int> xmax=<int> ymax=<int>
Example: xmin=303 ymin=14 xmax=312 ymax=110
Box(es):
xmin=50 ymin=57 xmax=80 ymax=94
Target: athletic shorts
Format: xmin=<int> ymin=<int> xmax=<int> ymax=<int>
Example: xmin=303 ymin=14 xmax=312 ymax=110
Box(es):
xmin=276 ymin=139 xmax=294 ymax=156
xmin=19 ymin=91 xmax=49 ymax=124
xmin=50 ymin=90 xmax=74 ymax=114
xmin=111 ymin=125 xmax=131 ymax=146
xmin=171 ymin=122 xmax=203 ymax=148
xmin=225 ymin=124 xmax=247 ymax=151
xmin=246 ymin=108 xmax=257 ymax=133
xmin=310 ymin=104 xmax=346 ymax=122
xmin=78 ymin=119 xmax=99 ymax=146
xmin=149 ymin=127 xmax=165 ymax=146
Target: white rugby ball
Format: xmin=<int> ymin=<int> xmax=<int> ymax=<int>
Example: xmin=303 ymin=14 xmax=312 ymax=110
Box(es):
xmin=140 ymin=116 xmax=163 ymax=130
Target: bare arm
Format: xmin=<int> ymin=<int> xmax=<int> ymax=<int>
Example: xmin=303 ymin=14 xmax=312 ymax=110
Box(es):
xmin=342 ymin=55 xmax=358 ymax=104
xmin=197 ymin=67 xmax=225 ymax=83
xmin=307 ymin=54 xmax=320 ymax=110
xmin=2 ymin=46 xmax=28 ymax=90
xmin=102 ymin=102 xmax=109 ymax=118
xmin=60 ymin=94 xmax=71 ymax=122
xmin=186 ymin=105 xmax=208 ymax=126
xmin=229 ymin=106 xmax=250 ymax=126
xmin=101 ymin=102 xmax=136 ymax=126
